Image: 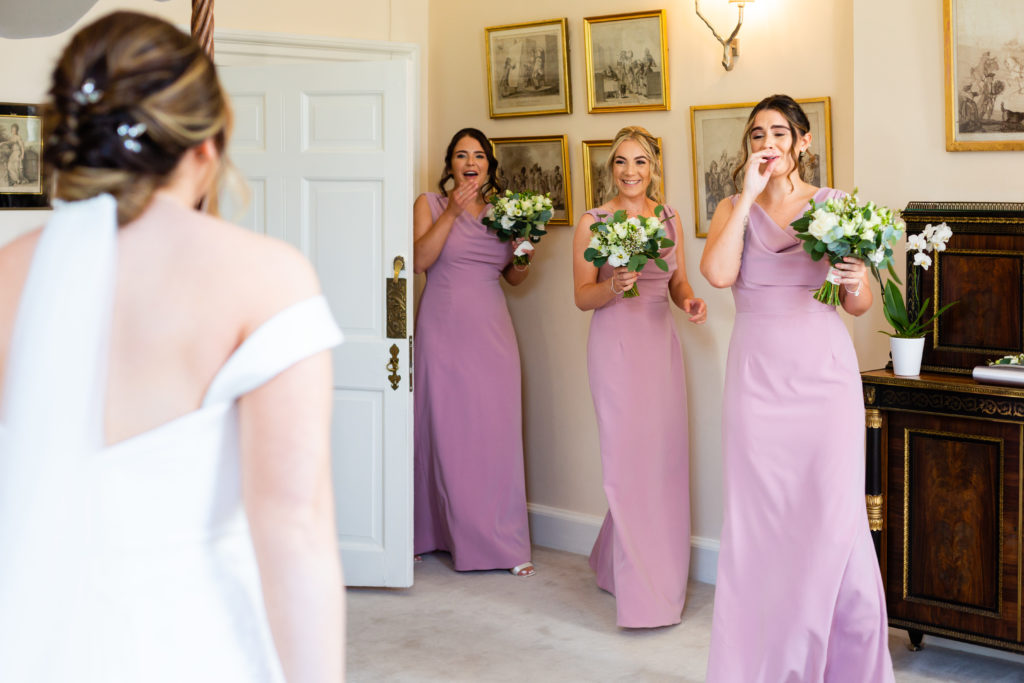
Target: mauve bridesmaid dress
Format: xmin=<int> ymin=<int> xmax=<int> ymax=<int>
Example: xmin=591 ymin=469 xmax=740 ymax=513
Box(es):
xmin=413 ymin=192 xmax=531 ymax=571
xmin=585 ymin=206 xmax=691 ymax=628
xmin=706 ymin=188 xmax=895 ymax=682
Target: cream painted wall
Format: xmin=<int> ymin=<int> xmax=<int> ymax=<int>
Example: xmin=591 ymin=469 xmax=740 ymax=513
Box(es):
xmin=852 ymin=0 xmax=1024 ymax=370
xmin=0 ymin=0 xmax=430 ymax=242
xmin=428 ymin=0 xmax=855 ymax=542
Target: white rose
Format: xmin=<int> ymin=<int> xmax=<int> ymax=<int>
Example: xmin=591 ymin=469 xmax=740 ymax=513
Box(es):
xmin=500 ymin=215 xmax=515 ymax=230
xmin=861 ymin=228 xmax=876 ymax=243
xmin=808 ymin=209 xmax=838 ymax=240
xmin=608 ymin=247 xmax=628 ymax=267
xmin=913 ymin=251 xmax=932 ymax=270
xmin=588 ymin=236 xmax=601 ymax=251
xmin=869 ymin=247 xmax=886 ymax=265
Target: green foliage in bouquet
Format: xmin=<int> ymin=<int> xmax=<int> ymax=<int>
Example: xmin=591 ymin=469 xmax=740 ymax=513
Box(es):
xmin=583 ymin=205 xmax=674 ymax=298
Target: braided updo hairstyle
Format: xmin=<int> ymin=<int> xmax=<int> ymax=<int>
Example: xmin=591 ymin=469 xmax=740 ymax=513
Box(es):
xmin=43 ymin=11 xmax=231 ymax=225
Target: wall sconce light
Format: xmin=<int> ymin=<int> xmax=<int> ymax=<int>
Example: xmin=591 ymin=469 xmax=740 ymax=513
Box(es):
xmin=695 ymin=0 xmax=753 ymax=72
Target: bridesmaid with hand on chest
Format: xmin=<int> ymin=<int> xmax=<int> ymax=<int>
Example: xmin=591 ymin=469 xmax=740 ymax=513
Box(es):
xmin=412 ymin=128 xmax=535 ymax=577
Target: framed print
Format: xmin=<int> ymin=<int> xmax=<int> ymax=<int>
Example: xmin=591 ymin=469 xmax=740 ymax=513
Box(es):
xmin=581 ymin=138 xmax=664 ymax=210
xmin=0 ymin=103 xmax=49 ymax=209
xmin=491 ymin=135 xmax=572 ymax=225
xmin=690 ymin=97 xmax=833 ymax=238
xmin=583 ymin=10 xmax=669 ymax=114
xmin=944 ymin=0 xmax=1024 ymax=151
xmin=485 ymin=18 xmax=571 ymax=118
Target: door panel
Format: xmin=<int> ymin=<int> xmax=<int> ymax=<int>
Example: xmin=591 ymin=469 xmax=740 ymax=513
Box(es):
xmin=220 ymin=60 xmax=413 ymax=588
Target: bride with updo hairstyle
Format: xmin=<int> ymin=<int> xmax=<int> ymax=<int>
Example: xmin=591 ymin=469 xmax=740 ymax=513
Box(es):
xmin=0 ymin=11 xmax=344 ymax=682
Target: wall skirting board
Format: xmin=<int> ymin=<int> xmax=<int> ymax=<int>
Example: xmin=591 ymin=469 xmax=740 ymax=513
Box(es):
xmin=526 ymin=503 xmax=720 ymax=586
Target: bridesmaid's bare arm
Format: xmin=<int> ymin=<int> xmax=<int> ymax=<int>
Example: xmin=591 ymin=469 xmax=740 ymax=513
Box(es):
xmin=501 ymin=259 xmax=530 ymax=286
xmin=572 ymin=212 xmax=636 ymax=310
xmin=666 ymin=217 xmax=707 ymax=324
xmin=412 ymin=194 xmax=457 ymax=274
xmin=700 ymin=196 xmax=750 ymax=289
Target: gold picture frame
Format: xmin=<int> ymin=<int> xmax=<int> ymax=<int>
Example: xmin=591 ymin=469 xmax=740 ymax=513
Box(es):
xmin=583 ymin=10 xmax=669 ymax=114
xmin=690 ymin=97 xmax=833 ymax=238
xmin=943 ymin=0 xmax=1024 ymax=151
xmin=491 ymin=135 xmax=573 ymax=225
xmin=0 ymin=103 xmax=49 ymax=209
xmin=581 ymin=138 xmax=664 ymax=210
xmin=485 ymin=18 xmax=571 ymax=118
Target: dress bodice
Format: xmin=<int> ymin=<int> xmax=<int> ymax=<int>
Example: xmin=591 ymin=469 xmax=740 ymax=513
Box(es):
xmin=422 ymin=192 xmax=513 ymax=287
xmin=0 ymin=194 xmax=342 ymax=682
xmin=732 ymin=187 xmax=845 ymax=314
xmin=586 ymin=205 xmax=680 ymax=307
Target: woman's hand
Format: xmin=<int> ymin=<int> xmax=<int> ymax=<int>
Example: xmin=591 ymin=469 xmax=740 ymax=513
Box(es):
xmin=610 ymin=266 xmax=639 ymax=294
xmin=830 ymin=256 xmax=868 ymax=296
xmin=740 ymin=149 xmax=779 ymax=200
xmin=682 ymin=298 xmax=707 ymax=324
xmin=445 ymin=179 xmax=479 ymax=217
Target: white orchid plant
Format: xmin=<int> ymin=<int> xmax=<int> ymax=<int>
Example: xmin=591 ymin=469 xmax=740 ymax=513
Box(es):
xmin=481 ymin=189 xmax=553 ymax=266
xmin=879 ymin=222 xmax=957 ymax=339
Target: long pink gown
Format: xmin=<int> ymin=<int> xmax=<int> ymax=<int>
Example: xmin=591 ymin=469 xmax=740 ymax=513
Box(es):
xmin=585 ymin=206 xmax=690 ymax=628
xmin=706 ymin=188 xmax=894 ymax=681
xmin=413 ymin=192 xmax=531 ymax=571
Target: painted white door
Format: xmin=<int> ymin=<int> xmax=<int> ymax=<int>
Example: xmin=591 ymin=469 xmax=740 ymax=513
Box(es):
xmin=219 ymin=60 xmax=414 ymax=587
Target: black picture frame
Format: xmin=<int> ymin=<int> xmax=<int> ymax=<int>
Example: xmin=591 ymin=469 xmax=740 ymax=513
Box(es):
xmin=0 ymin=103 xmax=50 ymax=209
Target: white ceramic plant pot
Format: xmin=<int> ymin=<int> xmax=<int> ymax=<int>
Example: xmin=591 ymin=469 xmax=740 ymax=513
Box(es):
xmin=891 ymin=336 xmax=925 ymax=377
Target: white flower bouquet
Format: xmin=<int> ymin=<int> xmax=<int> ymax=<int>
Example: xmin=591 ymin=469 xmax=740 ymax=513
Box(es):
xmin=481 ymin=189 xmax=553 ymax=266
xmin=583 ymin=206 xmax=674 ymax=298
xmin=790 ymin=190 xmax=905 ymax=306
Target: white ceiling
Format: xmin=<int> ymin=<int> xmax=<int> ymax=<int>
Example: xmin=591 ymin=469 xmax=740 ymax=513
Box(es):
xmin=0 ymin=0 xmax=171 ymax=38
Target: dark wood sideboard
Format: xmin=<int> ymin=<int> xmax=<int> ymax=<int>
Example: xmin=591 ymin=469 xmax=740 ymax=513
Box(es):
xmin=862 ymin=202 xmax=1024 ymax=655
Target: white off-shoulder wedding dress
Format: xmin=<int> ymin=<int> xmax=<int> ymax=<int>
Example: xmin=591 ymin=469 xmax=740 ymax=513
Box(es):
xmin=0 ymin=195 xmax=342 ymax=682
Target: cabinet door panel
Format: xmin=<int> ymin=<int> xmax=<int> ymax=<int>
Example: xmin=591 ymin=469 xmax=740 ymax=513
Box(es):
xmin=885 ymin=411 xmax=1021 ymax=643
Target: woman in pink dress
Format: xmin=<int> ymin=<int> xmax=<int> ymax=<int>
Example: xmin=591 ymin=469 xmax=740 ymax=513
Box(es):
xmin=412 ymin=128 xmax=535 ymax=576
xmin=700 ymin=95 xmax=894 ymax=681
xmin=572 ymin=126 xmax=707 ymax=627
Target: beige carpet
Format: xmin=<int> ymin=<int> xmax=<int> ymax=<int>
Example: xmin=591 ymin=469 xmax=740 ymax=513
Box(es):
xmin=347 ymin=547 xmax=1024 ymax=682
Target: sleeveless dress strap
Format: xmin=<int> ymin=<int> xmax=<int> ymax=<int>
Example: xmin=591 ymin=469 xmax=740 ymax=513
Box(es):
xmin=0 ymin=193 xmax=118 ymax=680
xmin=202 ymin=295 xmax=343 ymax=408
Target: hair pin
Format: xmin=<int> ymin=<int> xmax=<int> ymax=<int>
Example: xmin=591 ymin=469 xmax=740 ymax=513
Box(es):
xmin=116 ymin=122 xmax=147 ymax=153
xmin=72 ymin=78 xmax=102 ymax=105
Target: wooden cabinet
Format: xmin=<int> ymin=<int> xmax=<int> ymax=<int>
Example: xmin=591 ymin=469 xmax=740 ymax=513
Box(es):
xmin=862 ymin=369 xmax=1023 ymax=653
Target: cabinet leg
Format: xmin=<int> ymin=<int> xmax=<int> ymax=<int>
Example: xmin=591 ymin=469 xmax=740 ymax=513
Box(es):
xmin=907 ymin=629 xmax=924 ymax=651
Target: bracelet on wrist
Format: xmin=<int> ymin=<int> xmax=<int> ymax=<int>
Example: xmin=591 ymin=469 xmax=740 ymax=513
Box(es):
xmin=844 ymin=282 xmax=862 ymax=296
xmin=609 ymin=278 xmax=622 ymax=296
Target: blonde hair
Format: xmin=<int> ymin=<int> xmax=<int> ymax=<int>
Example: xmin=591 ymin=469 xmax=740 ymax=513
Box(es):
xmin=44 ymin=11 xmax=234 ymax=225
xmin=604 ymin=126 xmax=664 ymax=204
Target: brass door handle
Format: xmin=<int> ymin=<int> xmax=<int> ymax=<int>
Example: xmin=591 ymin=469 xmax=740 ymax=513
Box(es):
xmin=387 ymin=255 xmax=407 ymax=339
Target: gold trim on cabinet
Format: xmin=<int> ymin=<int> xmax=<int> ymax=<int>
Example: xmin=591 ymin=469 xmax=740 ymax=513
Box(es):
xmin=864 ymin=385 xmax=876 ymax=405
xmin=902 ymin=427 xmax=1005 ymax=618
xmin=866 ymin=408 xmax=883 ymax=429
xmin=386 ymin=344 xmax=401 ymax=391
xmin=866 ymin=494 xmax=883 ymax=532
xmin=889 ymin=618 xmax=1024 ymax=654
xmin=863 ymin=375 xmax=1024 ymax=400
